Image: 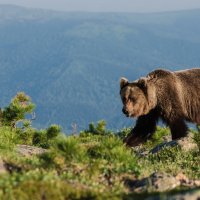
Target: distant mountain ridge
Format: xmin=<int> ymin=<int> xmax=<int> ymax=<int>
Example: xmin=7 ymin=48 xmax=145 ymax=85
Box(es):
xmin=0 ymin=5 xmax=200 ymax=132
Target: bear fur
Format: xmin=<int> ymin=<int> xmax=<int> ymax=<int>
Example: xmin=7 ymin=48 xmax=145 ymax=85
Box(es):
xmin=120 ymin=68 xmax=200 ymax=147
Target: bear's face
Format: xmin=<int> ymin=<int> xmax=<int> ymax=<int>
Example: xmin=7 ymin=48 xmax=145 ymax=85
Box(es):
xmin=120 ymin=85 xmax=149 ymax=117
xmin=120 ymin=77 xmax=156 ymax=118
xmin=120 ymin=78 xmax=150 ymax=117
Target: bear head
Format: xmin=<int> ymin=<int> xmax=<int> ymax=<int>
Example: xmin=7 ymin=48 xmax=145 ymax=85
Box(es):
xmin=120 ymin=77 xmax=157 ymax=118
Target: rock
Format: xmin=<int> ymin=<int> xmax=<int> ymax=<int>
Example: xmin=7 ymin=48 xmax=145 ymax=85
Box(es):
xmin=150 ymin=140 xmax=178 ymax=154
xmin=16 ymin=144 xmax=47 ymax=157
xmin=125 ymin=172 xmax=180 ymax=193
xmin=150 ymin=134 xmax=198 ymax=154
xmin=149 ymin=172 xmax=180 ymax=192
xmin=166 ymin=189 xmax=200 ymax=200
xmin=176 ymin=136 xmax=198 ymax=152
xmin=132 ymin=189 xmax=200 ymax=200
xmin=125 ymin=172 xmax=200 ymax=193
xmin=0 ymin=158 xmax=22 ymax=174
xmin=176 ymin=173 xmax=200 ymax=188
xmin=132 ymin=146 xmax=149 ymax=157
xmin=0 ymin=145 xmax=47 ymax=174
xmin=4 ymin=162 xmax=22 ymax=173
xmin=0 ymin=158 xmax=7 ymax=174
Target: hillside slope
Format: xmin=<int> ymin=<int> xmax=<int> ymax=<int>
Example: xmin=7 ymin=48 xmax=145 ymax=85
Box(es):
xmin=0 ymin=121 xmax=199 ymax=199
xmin=0 ymin=5 xmax=200 ymax=131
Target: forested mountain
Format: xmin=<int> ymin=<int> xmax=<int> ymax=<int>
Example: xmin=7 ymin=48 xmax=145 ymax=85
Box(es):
xmin=0 ymin=5 xmax=200 ymax=131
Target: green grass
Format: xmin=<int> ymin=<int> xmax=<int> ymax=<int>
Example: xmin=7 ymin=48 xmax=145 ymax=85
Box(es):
xmin=0 ymin=122 xmax=199 ymax=199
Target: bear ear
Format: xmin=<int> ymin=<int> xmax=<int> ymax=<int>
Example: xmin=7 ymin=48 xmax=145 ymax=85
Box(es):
xmin=120 ymin=77 xmax=129 ymax=89
xmin=137 ymin=77 xmax=148 ymax=91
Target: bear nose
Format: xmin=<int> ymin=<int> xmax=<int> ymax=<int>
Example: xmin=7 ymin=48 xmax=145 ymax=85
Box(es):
xmin=122 ymin=108 xmax=128 ymax=115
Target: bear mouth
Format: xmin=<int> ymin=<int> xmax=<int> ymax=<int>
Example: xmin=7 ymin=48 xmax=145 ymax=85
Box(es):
xmin=122 ymin=108 xmax=136 ymax=118
xmin=124 ymin=113 xmax=133 ymax=118
xmin=125 ymin=113 xmax=130 ymax=117
xmin=126 ymin=112 xmax=138 ymax=118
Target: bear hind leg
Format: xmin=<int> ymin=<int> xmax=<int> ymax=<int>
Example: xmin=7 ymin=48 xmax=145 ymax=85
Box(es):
xmin=169 ymin=119 xmax=188 ymax=140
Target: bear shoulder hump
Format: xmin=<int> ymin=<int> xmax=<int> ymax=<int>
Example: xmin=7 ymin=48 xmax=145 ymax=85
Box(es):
xmin=147 ymin=69 xmax=172 ymax=79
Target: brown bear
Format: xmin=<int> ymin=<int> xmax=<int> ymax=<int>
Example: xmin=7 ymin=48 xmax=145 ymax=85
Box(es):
xmin=120 ymin=68 xmax=200 ymax=147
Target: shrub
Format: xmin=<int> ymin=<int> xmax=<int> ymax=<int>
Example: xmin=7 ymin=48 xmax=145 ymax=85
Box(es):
xmin=32 ymin=130 xmax=49 ymax=148
xmin=144 ymin=126 xmax=170 ymax=148
xmin=16 ymin=127 xmax=35 ymax=145
xmin=2 ymin=92 xmax=35 ymax=128
xmin=87 ymin=136 xmax=139 ymax=174
xmin=46 ymin=124 xmax=61 ymax=140
xmin=193 ymin=130 xmax=200 ymax=152
xmin=31 ymin=124 xmax=62 ymax=148
xmin=116 ymin=127 xmax=132 ymax=140
xmin=55 ymin=137 xmax=88 ymax=163
xmin=0 ymin=126 xmax=17 ymax=151
xmin=80 ymin=120 xmax=112 ymax=136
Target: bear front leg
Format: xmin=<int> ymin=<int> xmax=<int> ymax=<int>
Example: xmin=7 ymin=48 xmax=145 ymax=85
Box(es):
xmin=124 ymin=110 xmax=159 ymax=147
xmin=169 ymin=119 xmax=188 ymax=140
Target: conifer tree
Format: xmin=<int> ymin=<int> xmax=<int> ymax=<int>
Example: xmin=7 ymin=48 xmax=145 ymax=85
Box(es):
xmin=2 ymin=92 xmax=35 ymax=128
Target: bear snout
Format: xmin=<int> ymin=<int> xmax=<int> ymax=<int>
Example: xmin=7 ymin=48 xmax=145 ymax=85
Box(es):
xmin=122 ymin=107 xmax=129 ymax=116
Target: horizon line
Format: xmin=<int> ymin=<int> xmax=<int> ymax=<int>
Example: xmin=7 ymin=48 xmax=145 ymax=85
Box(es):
xmin=1 ymin=3 xmax=200 ymax=15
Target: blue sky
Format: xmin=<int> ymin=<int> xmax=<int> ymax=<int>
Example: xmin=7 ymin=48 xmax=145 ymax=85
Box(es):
xmin=0 ymin=0 xmax=200 ymax=12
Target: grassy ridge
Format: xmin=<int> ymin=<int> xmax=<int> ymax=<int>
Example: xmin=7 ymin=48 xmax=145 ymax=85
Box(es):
xmin=0 ymin=121 xmax=199 ymax=199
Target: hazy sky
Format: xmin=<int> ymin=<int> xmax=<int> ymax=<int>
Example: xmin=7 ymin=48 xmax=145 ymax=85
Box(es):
xmin=0 ymin=0 xmax=200 ymax=12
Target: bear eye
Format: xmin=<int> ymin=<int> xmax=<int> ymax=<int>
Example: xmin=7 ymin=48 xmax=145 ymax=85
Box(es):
xmin=130 ymin=97 xmax=136 ymax=102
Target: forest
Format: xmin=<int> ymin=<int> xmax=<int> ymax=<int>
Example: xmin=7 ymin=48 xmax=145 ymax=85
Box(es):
xmin=0 ymin=5 xmax=200 ymax=131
